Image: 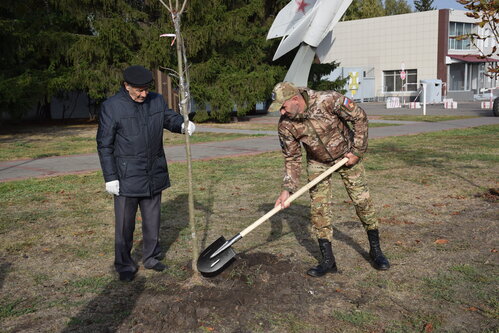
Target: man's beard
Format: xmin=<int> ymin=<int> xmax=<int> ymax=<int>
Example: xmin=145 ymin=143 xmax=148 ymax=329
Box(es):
xmin=287 ymin=111 xmax=307 ymax=121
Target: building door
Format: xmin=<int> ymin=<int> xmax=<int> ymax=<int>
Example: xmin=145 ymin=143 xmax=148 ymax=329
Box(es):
xmin=449 ymin=63 xmax=466 ymax=91
xmin=345 ymin=69 xmax=375 ymax=102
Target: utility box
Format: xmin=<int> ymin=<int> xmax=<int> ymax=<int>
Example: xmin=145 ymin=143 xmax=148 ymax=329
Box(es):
xmin=420 ymin=79 xmax=442 ymax=103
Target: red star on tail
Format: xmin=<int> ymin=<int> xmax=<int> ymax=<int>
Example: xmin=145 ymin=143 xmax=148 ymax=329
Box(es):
xmin=295 ymin=0 xmax=309 ymax=13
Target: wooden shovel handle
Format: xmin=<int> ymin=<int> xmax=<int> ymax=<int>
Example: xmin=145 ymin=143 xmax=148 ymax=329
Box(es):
xmin=240 ymin=157 xmax=348 ymax=237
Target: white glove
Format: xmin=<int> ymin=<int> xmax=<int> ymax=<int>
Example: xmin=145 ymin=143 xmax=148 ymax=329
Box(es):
xmin=181 ymin=121 xmax=196 ymax=136
xmin=105 ymin=180 xmax=120 ymax=196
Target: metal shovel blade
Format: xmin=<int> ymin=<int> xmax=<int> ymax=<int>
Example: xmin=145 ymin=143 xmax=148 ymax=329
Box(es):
xmin=197 ymin=236 xmax=237 ymax=275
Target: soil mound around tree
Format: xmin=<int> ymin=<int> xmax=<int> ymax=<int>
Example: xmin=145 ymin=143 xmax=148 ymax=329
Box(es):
xmin=130 ymin=252 xmax=333 ymax=332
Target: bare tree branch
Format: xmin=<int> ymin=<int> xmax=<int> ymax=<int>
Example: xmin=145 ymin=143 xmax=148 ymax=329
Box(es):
xmin=179 ymin=0 xmax=188 ymax=15
xmin=158 ymin=0 xmax=171 ymax=12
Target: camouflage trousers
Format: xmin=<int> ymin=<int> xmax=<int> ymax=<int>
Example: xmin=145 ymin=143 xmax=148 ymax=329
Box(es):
xmin=307 ymin=160 xmax=379 ymax=242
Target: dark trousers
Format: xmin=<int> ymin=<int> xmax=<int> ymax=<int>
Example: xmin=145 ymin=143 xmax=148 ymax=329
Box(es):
xmin=113 ymin=193 xmax=162 ymax=273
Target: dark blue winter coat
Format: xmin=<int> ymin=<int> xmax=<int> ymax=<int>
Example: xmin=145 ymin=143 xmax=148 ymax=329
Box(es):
xmin=97 ymin=87 xmax=184 ymax=197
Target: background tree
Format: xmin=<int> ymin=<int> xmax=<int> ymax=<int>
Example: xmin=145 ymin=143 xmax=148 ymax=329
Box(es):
xmin=344 ymin=0 xmax=384 ymax=20
xmin=344 ymin=0 xmax=412 ymax=20
xmin=0 ymin=0 xmax=176 ymax=120
xmin=343 ymin=0 xmax=362 ymax=20
xmin=414 ymin=0 xmax=436 ymax=12
xmin=63 ymin=1 xmax=175 ymax=103
xmin=308 ymin=62 xmax=348 ymax=92
xmin=182 ymin=0 xmax=287 ymax=122
xmin=0 ymin=0 xmax=79 ymax=119
xmin=361 ymin=0 xmax=386 ymax=18
xmin=384 ymin=0 xmax=412 ymax=16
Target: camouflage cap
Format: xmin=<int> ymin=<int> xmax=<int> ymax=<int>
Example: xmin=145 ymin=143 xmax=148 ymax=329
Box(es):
xmin=268 ymin=82 xmax=300 ymax=113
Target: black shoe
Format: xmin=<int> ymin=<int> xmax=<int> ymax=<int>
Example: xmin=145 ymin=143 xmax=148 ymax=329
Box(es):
xmin=119 ymin=271 xmax=136 ymax=282
xmin=307 ymin=239 xmax=338 ymax=277
xmin=367 ymin=229 xmax=390 ymax=270
xmin=146 ymin=262 xmax=167 ymax=272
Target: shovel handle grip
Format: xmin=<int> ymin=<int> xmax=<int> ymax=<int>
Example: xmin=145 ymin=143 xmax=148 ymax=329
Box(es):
xmin=240 ymin=157 xmax=348 ymax=237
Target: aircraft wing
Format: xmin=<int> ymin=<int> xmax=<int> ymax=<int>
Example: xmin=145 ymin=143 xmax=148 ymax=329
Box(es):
xmin=272 ymin=5 xmax=319 ymax=60
xmin=313 ymin=0 xmax=353 ymax=62
xmin=267 ymin=0 xmax=318 ymax=40
xmin=305 ymin=0 xmax=352 ymax=46
xmin=269 ymin=0 xmax=352 ymax=61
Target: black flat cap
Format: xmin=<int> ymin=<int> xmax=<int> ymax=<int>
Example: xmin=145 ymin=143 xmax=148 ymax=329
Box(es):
xmin=123 ymin=65 xmax=153 ymax=87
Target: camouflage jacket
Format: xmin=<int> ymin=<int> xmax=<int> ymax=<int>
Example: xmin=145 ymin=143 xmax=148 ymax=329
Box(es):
xmin=278 ymin=88 xmax=369 ymax=193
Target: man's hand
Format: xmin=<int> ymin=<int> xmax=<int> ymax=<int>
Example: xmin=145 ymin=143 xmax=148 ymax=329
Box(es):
xmin=105 ymin=180 xmax=120 ymax=196
xmin=275 ymin=190 xmax=291 ymax=209
xmin=181 ymin=121 xmax=196 ymax=136
xmin=344 ymin=152 xmax=360 ymax=167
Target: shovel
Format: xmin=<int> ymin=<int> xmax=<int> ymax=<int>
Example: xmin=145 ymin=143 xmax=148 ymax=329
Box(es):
xmin=197 ymin=157 xmax=349 ymax=275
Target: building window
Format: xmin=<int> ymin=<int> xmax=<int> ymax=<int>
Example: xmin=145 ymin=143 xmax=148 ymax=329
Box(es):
xmin=448 ymin=62 xmax=498 ymax=92
xmin=383 ymin=69 xmax=417 ymax=92
xmin=448 ymin=22 xmax=474 ymax=50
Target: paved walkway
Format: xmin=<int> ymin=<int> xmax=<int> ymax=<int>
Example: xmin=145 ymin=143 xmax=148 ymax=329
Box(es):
xmin=1 ymin=103 xmax=498 ymax=182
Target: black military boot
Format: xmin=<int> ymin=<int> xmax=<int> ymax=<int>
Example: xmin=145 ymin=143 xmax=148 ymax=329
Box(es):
xmin=367 ymin=229 xmax=390 ymax=270
xmin=307 ymin=239 xmax=338 ymax=277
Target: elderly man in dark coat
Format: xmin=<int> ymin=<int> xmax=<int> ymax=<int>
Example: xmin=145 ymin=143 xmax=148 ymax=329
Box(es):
xmin=97 ymin=65 xmax=195 ymax=281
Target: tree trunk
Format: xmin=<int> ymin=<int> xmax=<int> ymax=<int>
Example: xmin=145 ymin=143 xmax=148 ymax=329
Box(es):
xmin=171 ymin=4 xmax=201 ymax=279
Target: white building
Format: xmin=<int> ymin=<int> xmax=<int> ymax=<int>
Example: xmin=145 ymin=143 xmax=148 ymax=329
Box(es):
xmin=323 ymin=9 xmax=498 ymax=102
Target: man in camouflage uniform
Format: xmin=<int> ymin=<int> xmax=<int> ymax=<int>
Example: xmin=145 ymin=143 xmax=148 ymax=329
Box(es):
xmin=270 ymin=82 xmax=390 ymax=277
